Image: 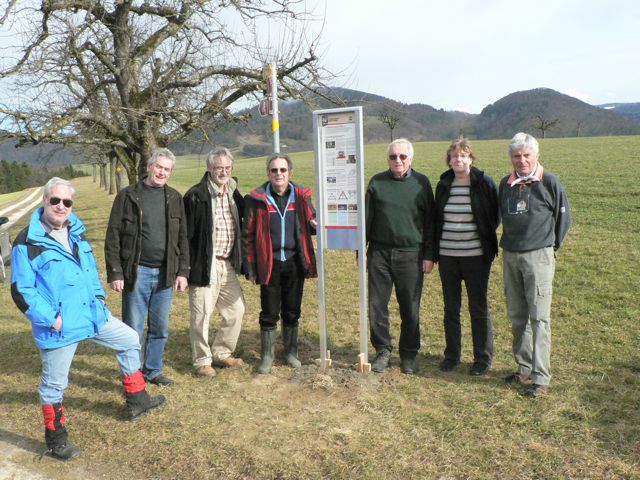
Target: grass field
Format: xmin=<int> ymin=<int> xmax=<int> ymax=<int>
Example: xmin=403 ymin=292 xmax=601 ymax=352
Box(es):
xmin=0 ymin=136 xmax=639 ymax=479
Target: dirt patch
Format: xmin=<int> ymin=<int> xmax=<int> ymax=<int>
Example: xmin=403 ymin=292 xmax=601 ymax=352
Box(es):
xmin=287 ymin=364 xmax=380 ymax=390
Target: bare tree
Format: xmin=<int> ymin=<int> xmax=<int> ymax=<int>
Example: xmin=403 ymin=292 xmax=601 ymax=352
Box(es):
xmin=378 ymin=104 xmax=404 ymax=142
xmin=575 ymin=120 xmax=585 ymax=137
xmin=0 ymin=0 xmax=333 ymax=183
xmin=533 ymin=115 xmax=559 ymax=139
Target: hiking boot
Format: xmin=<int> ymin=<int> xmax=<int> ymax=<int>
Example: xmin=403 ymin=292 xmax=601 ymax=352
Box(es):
xmin=47 ymin=440 xmax=81 ymax=461
xmin=212 ymin=357 xmax=244 ymax=368
xmin=525 ymin=384 xmax=549 ymax=398
xmin=194 ymin=365 xmax=217 ymax=377
xmin=400 ymin=356 xmax=418 ymax=375
xmin=371 ymin=350 xmax=391 ymax=373
xmin=148 ymin=373 xmax=175 ymax=386
xmin=438 ymin=358 xmax=458 ymax=372
xmin=258 ymin=328 xmax=278 ymax=374
xmin=469 ymin=363 xmax=490 ymax=376
xmin=282 ymin=324 xmax=302 ymax=368
xmin=505 ymin=372 xmax=531 ymax=385
xmin=42 ymin=403 xmax=80 ymax=461
xmin=125 ymin=390 xmax=166 ymax=421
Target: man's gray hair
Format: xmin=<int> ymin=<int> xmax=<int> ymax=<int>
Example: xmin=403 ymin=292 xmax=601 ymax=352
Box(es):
xmin=148 ymin=147 xmax=176 ymax=169
xmin=44 ymin=177 xmax=76 ymax=198
xmin=266 ymin=153 xmax=293 ymax=172
xmin=509 ymin=132 xmax=539 ymax=156
xmin=206 ymin=147 xmax=234 ymax=170
xmin=387 ymin=138 xmax=414 ymax=158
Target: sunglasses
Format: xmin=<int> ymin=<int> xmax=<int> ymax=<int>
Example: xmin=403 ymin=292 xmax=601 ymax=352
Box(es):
xmin=389 ymin=154 xmax=409 ymax=161
xmin=270 ymin=167 xmax=288 ymax=174
xmin=49 ymin=197 xmax=73 ymax=208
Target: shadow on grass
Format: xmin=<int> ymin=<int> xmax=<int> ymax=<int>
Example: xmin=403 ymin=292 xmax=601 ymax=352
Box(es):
xmin=0 ymin=427 xmax=44 ymax=456
xmin=579 ymin=360 xmax=640 ymax=457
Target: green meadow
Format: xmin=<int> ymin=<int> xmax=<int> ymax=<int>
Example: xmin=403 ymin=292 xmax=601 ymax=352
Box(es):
xmin=0 ymin=136 xmax=638 ymax=479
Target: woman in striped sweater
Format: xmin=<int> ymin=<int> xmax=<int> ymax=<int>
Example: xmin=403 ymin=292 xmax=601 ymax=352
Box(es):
xmin=434 ymin=138 xmax=500 ymax=376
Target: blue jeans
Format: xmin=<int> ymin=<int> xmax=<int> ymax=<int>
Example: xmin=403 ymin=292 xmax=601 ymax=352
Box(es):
xmin=39 ymin=315 xmax=140 ymax=404
xmin=123 ymin=265 xmax=173 ymax=381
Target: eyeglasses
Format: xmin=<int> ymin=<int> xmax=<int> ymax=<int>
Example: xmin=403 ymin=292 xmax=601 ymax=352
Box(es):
xmin=389 ymin=154 xmax=409 ymax=161
xmin=49 ymin=197 xmax=73 ymax=208
xmin=213 ymin=166 xmax=232 ymax=172
xmin=270 ymin=167 xmax=288 ymax=174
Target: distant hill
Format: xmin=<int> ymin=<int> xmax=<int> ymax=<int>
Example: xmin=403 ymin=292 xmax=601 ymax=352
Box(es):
xmin=598 ymin=102 xmax=640 ymax=124
xmin=0 ymin=138 xmax=83 ymax=166
xmin=477 ymin=88 xmax=640 ymax=138
xmin=3 ymin=88 xmax=640 ymax=165
xmin=184 ymin=87 xmax=640 ymax=156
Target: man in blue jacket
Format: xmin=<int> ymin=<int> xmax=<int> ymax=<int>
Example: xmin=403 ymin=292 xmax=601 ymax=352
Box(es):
xmin=11 ymin=177 xmax=165 ymax=461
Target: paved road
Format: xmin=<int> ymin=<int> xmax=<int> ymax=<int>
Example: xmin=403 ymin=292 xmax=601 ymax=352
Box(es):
xmin=0 ymin=187 xmax=43 ymax=228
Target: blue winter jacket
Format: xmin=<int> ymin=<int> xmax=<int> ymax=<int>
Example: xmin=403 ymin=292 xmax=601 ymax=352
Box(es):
xmin=11 ymin=208 xmax=111 ymax=349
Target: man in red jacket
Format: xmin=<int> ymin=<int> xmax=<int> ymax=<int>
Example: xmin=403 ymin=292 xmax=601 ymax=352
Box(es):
xmin=243 ymin=153 xmax=317 ymax=374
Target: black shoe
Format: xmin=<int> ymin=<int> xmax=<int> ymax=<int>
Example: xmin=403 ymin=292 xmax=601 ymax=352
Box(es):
xmin=371 ymin=350 xmax=391 ymax=373
xmin=525 ymin=384 xmax=549 ymax=398
xmin=126 ymin=391 xmax=166 ymax=421
xmin=148 ymin=374 xmax=175 ymax=387
xmin=469 ymin=363 xmax=490 ymax=376
xmin=438 ymin=358 xmax=458 ymax=372
xmin=505 ymin=372 xmax=530 ymax=385
xmin=400 ymin=356 xmax=418 ymax=374
xmin=48 ymin=442 xmax=81 ymax=461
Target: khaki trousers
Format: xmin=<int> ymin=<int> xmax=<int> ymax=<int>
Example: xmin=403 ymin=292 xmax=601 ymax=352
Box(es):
xmin=503 ymin=247 xmax=555 ymax=386
xmin=189 ymin=258 xmax=245 ymax=368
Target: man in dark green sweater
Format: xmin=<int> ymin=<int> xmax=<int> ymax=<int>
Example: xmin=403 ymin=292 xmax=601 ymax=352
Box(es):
xmin=365 ymin=138 xmax=435 ymax=374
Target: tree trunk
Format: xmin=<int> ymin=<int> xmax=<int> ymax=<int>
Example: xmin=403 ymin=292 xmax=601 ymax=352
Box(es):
xmin=92 ymin=164 xmax=97 ymax=183
xmin=108 ymin=150 xmax=117 ymax=195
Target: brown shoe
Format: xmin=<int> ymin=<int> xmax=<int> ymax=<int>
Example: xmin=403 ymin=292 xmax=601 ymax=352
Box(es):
xmin=194 ymin=365 xmax=217 ymax=377
xmin=505 ymin=372 xmax=531 ymax=385
xmin=212 ymin=357 xmax=244 ymax=368
xmin=525 ymin=384 xmax=549 ymax=398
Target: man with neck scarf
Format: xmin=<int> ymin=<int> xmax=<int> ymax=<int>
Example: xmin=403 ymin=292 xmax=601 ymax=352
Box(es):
xmin=499 ymin=132 xmax=571 ymax=397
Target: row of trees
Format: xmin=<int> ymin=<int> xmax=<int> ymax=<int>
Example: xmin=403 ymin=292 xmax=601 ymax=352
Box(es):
xmin=0 ymin=160 xmax=82 ymax=194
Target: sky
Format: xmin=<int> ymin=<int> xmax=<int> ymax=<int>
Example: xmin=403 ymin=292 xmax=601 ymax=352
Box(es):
xmin=309 ymin=0 xmax=640 ymax=113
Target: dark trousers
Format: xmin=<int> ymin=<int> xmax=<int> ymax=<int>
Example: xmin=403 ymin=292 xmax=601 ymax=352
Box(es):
xmin=259 ymin=258 xmax=304 ymax=330
xmin=438 ymin=255 xmax=493 ymax=366
xmin=368 ymin=247 xmax=424 ymax=356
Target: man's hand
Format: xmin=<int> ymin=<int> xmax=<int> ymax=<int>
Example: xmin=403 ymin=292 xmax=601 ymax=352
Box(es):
xmin=175 ymin=276 xmax=188 ymax=292
xmin=422 ymin=260 xmax=434 ymax=274
xmin=109 ymin=280 xmax=124 ymax=292
xmin=52 ymin=315 xmax=62 ymax=331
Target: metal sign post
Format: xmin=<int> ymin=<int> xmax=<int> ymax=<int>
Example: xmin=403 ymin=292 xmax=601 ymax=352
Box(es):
xmin=261 ymin=63 xmax=280 ymax=152
xmin=312 ymin=107 xmax=370 ymax=372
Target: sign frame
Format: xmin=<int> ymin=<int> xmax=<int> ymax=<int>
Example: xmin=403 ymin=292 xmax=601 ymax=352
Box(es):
xmin=312 ymin=106 xmax=370 ymax=372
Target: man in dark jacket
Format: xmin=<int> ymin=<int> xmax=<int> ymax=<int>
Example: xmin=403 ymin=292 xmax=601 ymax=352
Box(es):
xmin=11 ymin=177 xmax=164 ymax=461
xmin=500 ymin=132 xmax=571 ymax=397
xmin=243 ymin=153 xmax=317 ymax=374
xmin=105 ymin=148 xmax=189 ymax=387
xmin=365 ymin=138 xmax=435 ymax=374
xmin=183 ymin=148 xmax=245 ymax=377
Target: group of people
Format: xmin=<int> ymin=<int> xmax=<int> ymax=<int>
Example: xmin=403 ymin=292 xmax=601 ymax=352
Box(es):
xmin=366 ymin=133 xmax=571 ymax=402
xmin=10 ymin=131 xmax=570 ymax=461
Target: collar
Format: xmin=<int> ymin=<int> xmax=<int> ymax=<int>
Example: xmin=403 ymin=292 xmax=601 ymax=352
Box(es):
xmin=507 ymin=163 xmax=544 ymax=187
